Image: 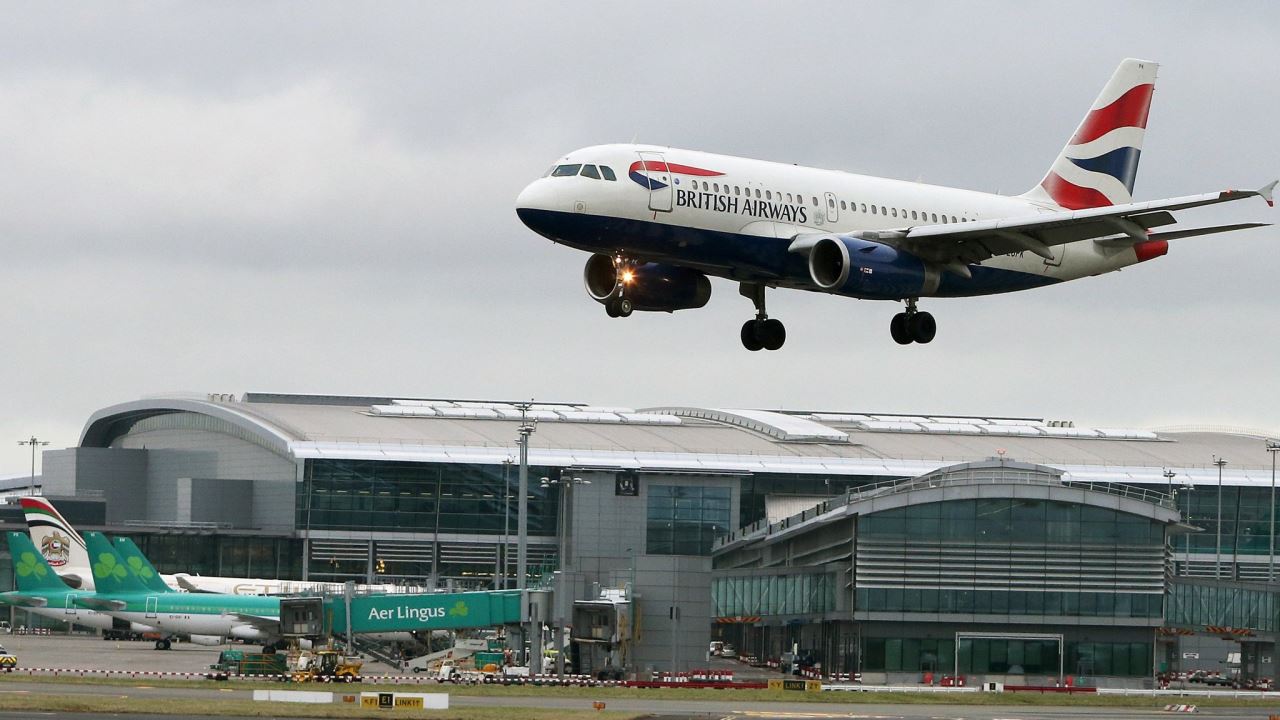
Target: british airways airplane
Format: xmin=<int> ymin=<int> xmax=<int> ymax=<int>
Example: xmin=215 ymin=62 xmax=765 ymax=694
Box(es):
xmin=516 ymin=59 xmax=1273 ymax=350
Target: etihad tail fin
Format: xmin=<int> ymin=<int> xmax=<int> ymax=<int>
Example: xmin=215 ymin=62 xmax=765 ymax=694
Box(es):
xmin=6 ymin=531 xmax=73 ymax=592
xmin=1023 ymin=58 xmax=1158 ymax=209
xmin=111 ymin=537 xmax=175 ymax=594
xmin=20 ymin=496 xmax=93 ymax=590
xmin=84 ymin=531 xmax=152 ymax=594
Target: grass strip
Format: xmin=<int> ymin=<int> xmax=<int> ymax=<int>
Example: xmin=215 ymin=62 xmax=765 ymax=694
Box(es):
xmin=0 ymin=693 xmax=640 ymax=719
xmin=1 ymin=673 xmax=1278 ymax=708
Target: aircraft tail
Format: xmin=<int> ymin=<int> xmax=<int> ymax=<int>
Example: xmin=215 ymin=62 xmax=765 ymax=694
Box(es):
xmin=6 ymin=531 xmax=73 ymax=592
xmin=111 ymin=537 xmax=175 ymax=594
xmin=20 ymin=496 xmax=93 ymax=589
xmin=1022 ymin=58 xmax=1158 ymax=209
xmin=84 ymin=531 xmax=152 ymax=593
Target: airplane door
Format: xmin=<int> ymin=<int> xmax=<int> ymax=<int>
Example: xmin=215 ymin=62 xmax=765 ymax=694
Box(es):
xmin=825 ymin=192 xmax=838 ymax=223
xmin=636 ymin=151 xmax=673 ymax=212
xmin=64 ymin=593 xmax=78 ymax=616
xmin=145 ymin=596 xmax=159 ymax=618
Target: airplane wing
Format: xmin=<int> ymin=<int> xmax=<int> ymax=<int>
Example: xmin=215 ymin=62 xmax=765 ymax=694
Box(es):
xmin=859 ymin=182 xmax=1275 ymax=276
xmin=0 ymin=594 xmax=49 ymax=608
xmin=75 ymin=597 xmax=126 ymax=611
xmin=229 ymin=613 xmax=280 ymax=632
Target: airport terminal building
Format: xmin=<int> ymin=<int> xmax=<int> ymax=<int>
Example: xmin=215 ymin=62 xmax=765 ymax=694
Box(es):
xmin=13 ymin=392 xmax=1280 ymax=681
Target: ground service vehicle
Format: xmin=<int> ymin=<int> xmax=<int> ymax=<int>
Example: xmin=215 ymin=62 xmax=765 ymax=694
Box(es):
xmin=207 ymin=649 xmax=288 ymax=679
xmin=290 ymin=649 xmax=362 ymax=683
xmin=0 ymin=646 xmax=14 ymax=671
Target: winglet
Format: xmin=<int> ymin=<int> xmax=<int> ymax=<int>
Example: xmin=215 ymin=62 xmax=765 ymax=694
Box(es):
xmin=1260 ymin=180 xmax=1277 ymax=207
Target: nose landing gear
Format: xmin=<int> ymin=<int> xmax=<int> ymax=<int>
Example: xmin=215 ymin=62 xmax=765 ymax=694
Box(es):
xmin=740 ymin=283 xmax=786 ymax=351
xmin=890 ymin=298 xmax=936 ymax=345
xmin=604 ymin=253 xmax=636 ymax=318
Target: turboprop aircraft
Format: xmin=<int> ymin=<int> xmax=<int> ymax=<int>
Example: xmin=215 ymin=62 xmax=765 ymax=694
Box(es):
xmin=516 ymin=58 xmax=1273 ymax=350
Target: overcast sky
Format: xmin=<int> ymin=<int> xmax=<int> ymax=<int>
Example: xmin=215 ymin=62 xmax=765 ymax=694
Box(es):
xmin=1 ymin=2 xmax=1277 ymax=476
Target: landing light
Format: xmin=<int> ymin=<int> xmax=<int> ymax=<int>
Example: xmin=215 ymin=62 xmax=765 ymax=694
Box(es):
xmin=622 ymin=270 xmax=635 ymax=284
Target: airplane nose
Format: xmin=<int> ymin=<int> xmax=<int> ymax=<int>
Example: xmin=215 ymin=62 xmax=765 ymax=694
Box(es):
xmin=515 ymin=179 xmax=557 ymax=235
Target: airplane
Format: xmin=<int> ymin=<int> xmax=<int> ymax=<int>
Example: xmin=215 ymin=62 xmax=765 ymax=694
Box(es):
xmin=76 ymin=531 xmax=284 ymax=651
xmin=515 ymin=58 xmax=1274 ymax=350
xmin=0 ymin=531 xmax=154 ymax=638
xmin=21 ymin=497 xmax=419 ymax=596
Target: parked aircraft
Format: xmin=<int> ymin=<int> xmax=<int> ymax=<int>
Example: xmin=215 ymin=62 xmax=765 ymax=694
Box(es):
xmin=0 ymin=532 xmax=151 ymax=637
xmin=76 ymin=532 xmax=283 ymax=651
xmin=516 ymin=58 xmax=1273 ymax=349
xmin=22 ymin=497 xmax=420 ymax=596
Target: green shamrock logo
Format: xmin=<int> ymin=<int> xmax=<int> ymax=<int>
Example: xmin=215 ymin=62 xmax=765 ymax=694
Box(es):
xmin=126 ymin=557 xmax=154 ymax=580
xmin=448 ymin=601 xmax=469 ymax=617
xmin=16 ymin=552 xmax=47 ymax=579
xmin=94 ymin=552 xmax=127 ymax=583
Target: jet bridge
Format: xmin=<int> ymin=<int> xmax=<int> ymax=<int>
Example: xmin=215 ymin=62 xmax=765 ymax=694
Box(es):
xmin=282 ymin=589 xmax=541 ymax=636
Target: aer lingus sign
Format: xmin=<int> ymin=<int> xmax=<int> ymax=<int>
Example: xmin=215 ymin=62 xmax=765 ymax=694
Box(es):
xmin=333 ymin=590 xmax=523 ymax=633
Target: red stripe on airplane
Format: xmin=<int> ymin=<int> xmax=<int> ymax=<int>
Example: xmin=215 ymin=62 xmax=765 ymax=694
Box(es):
xmin=1071 ymin=84 xmax=1155 ymax=145
xmin=630 ymin=160 xmax=724 ymax=177
xmin=1133 ymin=239 xmax=1169 ymax=262
xmin=1040 ymin=172 xmax=1114 ymax=209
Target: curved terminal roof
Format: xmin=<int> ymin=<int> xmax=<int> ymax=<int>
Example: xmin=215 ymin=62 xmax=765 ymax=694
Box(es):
xmin=79 ymin=392 xmax=1279 ymax=487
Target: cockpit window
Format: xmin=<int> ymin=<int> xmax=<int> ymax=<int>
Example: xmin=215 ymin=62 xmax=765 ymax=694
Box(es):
xmin=552 ymin=164 xmax=582 ymax=177
xmin=580 ymin=164 xmax=601 ymax=180
xmin=542 ymin=166 xmax=555 ymax=178
xmin=600 ymin=166 xmax=616 ymax=181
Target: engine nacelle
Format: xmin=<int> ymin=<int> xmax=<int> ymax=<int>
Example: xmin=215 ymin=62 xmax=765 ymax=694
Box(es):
xmin=807 ymin=235 xmax=928 ymax=299
xmin=189 ymin=634 xmax=225 ymax=646
xmin=229 ymin=624 xmax=269 ymax=641
xmin=583 ymin=254 xmax=712 ymax=312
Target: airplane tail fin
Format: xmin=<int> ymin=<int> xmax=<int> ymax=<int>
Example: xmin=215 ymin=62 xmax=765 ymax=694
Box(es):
xmin=20 ymin=496 xmax=94 ymax=590
xmin=111 ymin=537 xmax=174 ymax=594
xmin=84 ymin=531 xmax=152 ymax=593
xmin=1022 ymin=58 xmax=1158 ymax=209
xmin=6 ymin=531 xmax=72 ymax=592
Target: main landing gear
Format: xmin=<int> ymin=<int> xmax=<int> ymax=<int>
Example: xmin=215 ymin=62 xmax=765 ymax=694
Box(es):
xmin=890 ymin=298 xmax=936 ymax=345
xmin=739 ymin=283 xmax=785 ymax=351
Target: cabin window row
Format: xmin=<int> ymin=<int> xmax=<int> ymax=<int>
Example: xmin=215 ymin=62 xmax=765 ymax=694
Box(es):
xmin=685 ymin=179 xmax=971 ymax=225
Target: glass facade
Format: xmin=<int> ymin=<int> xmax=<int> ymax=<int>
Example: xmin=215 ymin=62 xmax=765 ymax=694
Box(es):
xmin=297 ymin=459 xmax=559 ymax=536
xmin=1166 ymin=580 xmax=1280 ymax=632
xmin=1179 ymin=486 xmax=1280 ymax=556
xmin=712 ymin=572 xmax=836 ymax=617
xmin=123 ymin=533 xmax=304 ymax=580
xmin=862 ymin=637 xmax=1151 ymax=677
xmin=739 ymin=473 xmax=892 ymax=528
xmin=647 ymin=485 xmax=731 ymax=555
xmin=856 ymin=499 xmax=1165 ymax=620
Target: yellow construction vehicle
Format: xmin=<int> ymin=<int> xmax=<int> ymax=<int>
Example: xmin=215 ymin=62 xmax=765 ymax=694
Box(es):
xmin=289 ymin=648 xmax=363 ymax=683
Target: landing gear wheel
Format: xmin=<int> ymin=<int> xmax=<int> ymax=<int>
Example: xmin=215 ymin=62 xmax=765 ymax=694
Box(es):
xmin=890 ymin=313 xmax=913 ymax=345
xmin=605 ymin=297 xmax=633 ymax=318
xmin=740 ymin=320 xmax=764 ymax=351
xmin=758 ymin=318 xmax=786 ymax=351
xmin=908 ymin=311 xmax=936 ymax=344
xmin=155 ymin=638 xmax=171 ymax=650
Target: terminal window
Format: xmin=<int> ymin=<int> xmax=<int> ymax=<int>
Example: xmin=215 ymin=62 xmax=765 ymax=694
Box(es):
xmin=646 ymin=484 xmax=731 ymax=556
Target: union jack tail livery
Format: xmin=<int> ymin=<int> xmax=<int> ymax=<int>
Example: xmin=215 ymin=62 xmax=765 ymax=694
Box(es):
xmin=1025 ymin=58 xmax=1157 ymax=210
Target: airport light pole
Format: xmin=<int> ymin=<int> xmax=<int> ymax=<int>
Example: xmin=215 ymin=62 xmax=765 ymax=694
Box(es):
xmin=1214 ymin=457 xmax=1227 ymax=580
xmin=514 ymin=402 xmax=535 ymax=669
xmin=17 ymin=436 xmax=50 ymax=497
xmin=1267 ymin=440 xmax=1280 ymax=583
xmin=498 ymin=458 xmax=513 ymax=590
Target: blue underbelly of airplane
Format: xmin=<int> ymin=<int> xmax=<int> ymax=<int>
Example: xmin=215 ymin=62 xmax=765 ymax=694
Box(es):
xmin=517 ymin=208 xmax=1061 ymax=299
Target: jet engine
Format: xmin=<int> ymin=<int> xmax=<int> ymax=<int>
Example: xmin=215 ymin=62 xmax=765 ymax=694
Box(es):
xmin=189 ymin=634 xmax=225 ymax=646
xmin=583 ymin=254 xmax=711 ymax=312
xmin=806 ymin=235 xmax=930 ymax=299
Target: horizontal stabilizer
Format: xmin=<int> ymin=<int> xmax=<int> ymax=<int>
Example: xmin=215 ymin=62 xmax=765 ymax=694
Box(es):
xmin=75 ymin=597 xmax=126 ymax=611
xmin=0 ymin=593 xmax=49 ymax=608
xmin=174 ymin=575 xmax=215 ymax=594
